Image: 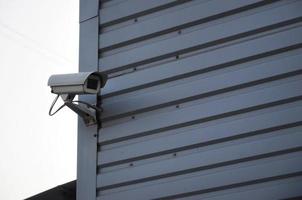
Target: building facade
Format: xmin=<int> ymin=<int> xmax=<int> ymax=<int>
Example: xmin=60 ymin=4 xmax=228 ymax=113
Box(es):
xmin=78 ymin=0 xmax=302 ymax=199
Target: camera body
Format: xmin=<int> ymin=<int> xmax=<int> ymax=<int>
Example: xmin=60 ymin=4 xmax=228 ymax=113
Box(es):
xmin=47 ymin=71 xmax=108 ymax=126
xmin=48 ymin=72 xmax=107 ymax=95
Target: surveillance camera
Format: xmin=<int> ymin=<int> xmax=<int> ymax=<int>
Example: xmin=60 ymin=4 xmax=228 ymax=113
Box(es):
xmin=47 ymin=71 xmax=108 ymax=126
xmin=48 ymin=71 xmax=107 ymax=95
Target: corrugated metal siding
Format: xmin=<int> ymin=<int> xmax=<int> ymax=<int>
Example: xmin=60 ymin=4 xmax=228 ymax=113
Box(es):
xmin=97 ymin=0 xmax=302 ymax=199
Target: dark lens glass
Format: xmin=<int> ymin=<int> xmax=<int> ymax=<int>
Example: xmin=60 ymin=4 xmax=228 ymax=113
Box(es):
xmin=87 ymin=78 xmax=98 ymax=90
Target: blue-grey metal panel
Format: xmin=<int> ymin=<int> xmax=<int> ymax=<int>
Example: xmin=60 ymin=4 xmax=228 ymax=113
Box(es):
xmin=183 ymin=176 xmax=302 ymax=200
xmin=99 ymin=0 xmax=191 ymax=26
xmin=179 ymin=177 xmax=302 ymax=200
xmin=99 ymin=1 xmax=302 ymax=73
xmin=78 ymin=2 xmax=99 ymax=200
xmin=99 ymin=80 xmax=302 ymax=143
xmin=102 ymin=35 xmax=302 ymax=97
xmin=80 ymin=0 xmax=99 ymax=22
xmin=79 ymin=16 xmax=99 ymax=72
xmin=99 ymin=0 xmax=262 ymax=50
xmin=100 ymin=0 xmax=293 ymax=57
xmin=97 ymin=155 xmax=302 ymax=199
xmin=99 ymin=105 xmax=302 ymax=165
xmin=77 ymin=118 xmax=98 ymax=200
xmin=96 ymin=0 xmax=302 ymax=199
xmin=98 ymin=129 xmax=302 ymax=187
xmin=102 ymin=47 xmax=302 ymax=119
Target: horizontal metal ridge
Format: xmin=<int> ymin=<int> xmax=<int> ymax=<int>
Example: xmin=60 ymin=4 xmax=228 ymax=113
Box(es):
xmin=99 ymin=105 xmax=302 ymax=165
xmin=102 ymin=42 xmax=302 ymax=99
xmin=154 ymin=171 xmax=302 ymax=200
xmin=102 ymin=68 xmax=302 ymax=122
xmin=98 ymin=121 xmax=302 ymax=169
xmin=97 ymin=147 xmax=302 ymax=191
xmin=99 ymin=95 xmax=302 ymax=145
xmin=100 ymin=16 xmax=302 ymax=74
xmin=99 ymin=0 xmax=279 ymax=53
xmin=99 ymin=0 xmax=192 ymax=28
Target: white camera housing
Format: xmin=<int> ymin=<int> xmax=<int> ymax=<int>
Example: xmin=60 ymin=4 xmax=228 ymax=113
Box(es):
xmin=48 ymin=72 xmax=107 ymax=95
xmin=47 ymin=71 xmax=107 ymax=126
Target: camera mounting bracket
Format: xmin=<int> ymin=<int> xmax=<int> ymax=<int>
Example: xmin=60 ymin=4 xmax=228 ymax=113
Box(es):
xmin=62 ymin=94 xmax=98 ymax=126
xmin=49 ymin=94 xmax=102 ymax=127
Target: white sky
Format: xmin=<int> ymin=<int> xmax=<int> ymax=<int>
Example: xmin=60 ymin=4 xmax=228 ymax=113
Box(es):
xmin=0 ymin=0 xmax=79 ymax=199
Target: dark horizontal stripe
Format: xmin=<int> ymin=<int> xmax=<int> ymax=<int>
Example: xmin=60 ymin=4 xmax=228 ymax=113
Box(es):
xmin=153 ymin=171 xmax=302 ymax=200
xmin=99 ymin=0 xmax=192 ymax=28
xmin=97 ymin=146 xmax=302 ymax=191
xmin=101 ymin=16 xmax=302 ymax=74
xmin=99 ymin=95 xmax=302 ymax=145
xmin=103 ymin=43 xmax=302 ymax=99
xmin=102 ymin=68 xmax=302 ymax=122
xmin=283 ymin=196 xmax=302 ymax=200
xmin=99 ymin=0 xmax=280 ymax=53
xmin=98 ymin=121 xmax=302 ymax=169
xmin=100 ymin=0 xmax=110 ymax=4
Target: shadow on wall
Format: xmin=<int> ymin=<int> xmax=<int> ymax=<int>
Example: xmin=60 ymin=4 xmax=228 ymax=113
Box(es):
xmin=25 ymin=181 xmax=76 ymax=200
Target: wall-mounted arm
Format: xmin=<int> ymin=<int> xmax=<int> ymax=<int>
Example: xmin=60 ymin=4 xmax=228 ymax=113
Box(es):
xmin=49 ymin=94 xmax=102 ymax=127
xmin=64 ymin=101 xmax=97 ymax=126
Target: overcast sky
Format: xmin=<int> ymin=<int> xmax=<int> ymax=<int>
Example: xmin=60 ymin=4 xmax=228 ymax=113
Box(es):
xmin=0 ymin=0 xmax=79 ymax=199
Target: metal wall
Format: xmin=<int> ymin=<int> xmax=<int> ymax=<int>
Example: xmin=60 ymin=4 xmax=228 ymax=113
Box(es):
xmin=80 ymin=0 xmax=302 ymax=199
xmin=78 ymin=0 xmax=100 ymax=199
